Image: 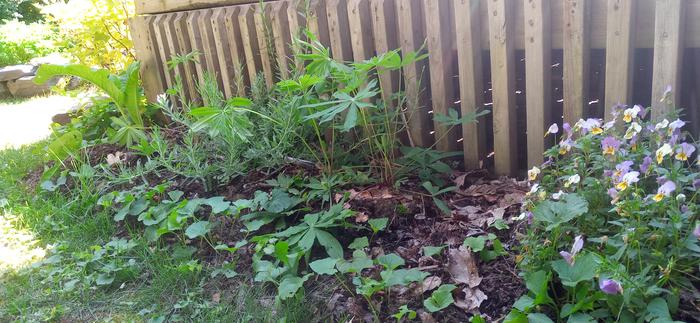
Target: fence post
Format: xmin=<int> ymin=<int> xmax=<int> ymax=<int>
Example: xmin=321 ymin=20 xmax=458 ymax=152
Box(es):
xmin=651 ymin=0 xmax=685 ymax=119
xmin=563 ymin=0 xmax=590 ymax=125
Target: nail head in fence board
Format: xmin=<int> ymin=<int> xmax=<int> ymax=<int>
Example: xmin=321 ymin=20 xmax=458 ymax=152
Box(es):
xmin=238 ymin=5 xmax=263 ymax=86
xmin=487 ymin=0 xmax=518 ymax=176
xmin=327 ymin=0 xmax=354 ymax=61
xmin=424 ymin=0 xmax=458 ymax=151
xmin=223 ymin=6 xmax=248 ymax=96
xmin=370 ymin=0 xmax=400 ymax=108
xmin=308 ymin=0 xmax=331 ymax=47
xmin=129 ymin=16 xmax=163 ymax=102
xmin=454 ymin=0 xmax=486 ymax=170
xmin=563 ymin=0 xmax=590 ymax=124
xmin=254 ymin=4 xmax=275 ymax=87
xmin=152 ymin=15 xmax=174 ymax=91
xmin=198 ymin=9 xmax=224 ymax=90
xmin=651 ymin=0 xmax=685 ymax=119
xmin=397 ymin=0 xmax=433 ymax=147
xmin=347 ymin=0 xmax=375 ymax=62
xmin=186 ymin=11 xmax=207 ymax=87
xmin=604 ymin=0 xmax=636 ymax=121
xmin=211 ymin=8 xmax=235 ymax=98
xmin=173 ymin=12 xmax=199 ymax=101
xmin=270 ymin=1 xmax=292 ymax=79
xmin=524 ymin=0 xmax=552 ymax=167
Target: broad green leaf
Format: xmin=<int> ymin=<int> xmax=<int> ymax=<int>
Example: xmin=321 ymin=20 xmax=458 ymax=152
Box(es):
xmin=368 ymin=217 xmax=389 ymax=233
xmin=316 ymin=229 xmax=344 ymax=259
xmin=382 ymin=268 xmax=429 ymax=286
xmin=527 ymin=313 xmax=555 ymax=323
xmin=349 ymin=237 xmax=369 ymax=250
xmin=205 ymin=196 xmax=230 ymax=214
xmin=47 ymin=130 xmax=82 ymax=161
xmin=226 ymin=97 xmax=252 ymax=107
xmin=377 ymin=253 xmax=405 ymax=270
xmin=95 ymin=273 xmax=115 ymax=286
xmin=277 ymin=274 xmax=311 ymax=300
xmin=337 ymin=250 xmax=373 ymax=273
xmin=423 ymin=284 xmax=456 ymax=312
xmin=525 ymin=270 xmax=552 ymax=304
xmin=533 ymin=193 xmax=588 ymax=231
xmin=567 ymin=313 xmax=596 ymax=323
xmin=503 ymin=311 xmax=528 ymax=323
xmin=513 ymin=295 xmax=535 ymax=312
xmin=463 ymin=236 xmax=486 ymax=252
xmin=309 ymin=257 xmax=339 ymax=275
xmin=185 ymin=221 xmax=211 ymax=239
xmin=551 ymin=253 xmax=599 ymax=287
xmin=423 ymin=245 xmax=446 ymax=257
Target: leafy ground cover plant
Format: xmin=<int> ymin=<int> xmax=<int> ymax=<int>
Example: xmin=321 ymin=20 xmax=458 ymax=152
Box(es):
xmin=515 ymin=100 xmax=699 ymax=321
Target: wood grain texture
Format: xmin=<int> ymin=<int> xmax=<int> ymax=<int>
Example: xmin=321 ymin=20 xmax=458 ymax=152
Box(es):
xmin=604 ymin=0 xmax=636 ymax=121
xmin=396 ymin=0 xmax=432 ymax=147
xmin=347 ymin=0 xmax=374 ymax=62
xmin=186 ymin=11 xmax=206 ymax=87
xmin=173 ymin=12 xmax=199 ymax=101
xmin=211 ymin=8 xmax=235 ymax=97
xmin=307 ymin=0 xmax=331 ymax=47
xmin=270 ymin=1 xmax=292 ymax=79
xmin=487 ymin=0 xmax=517 ymax=175
xmin=524 ymin=0 xmax=552 ymax=167
xmin=651 ymin=0 xmax=685 ymax=119
xmin=152 ymin=15 xmax=174 ymax=90
xmin=326 ymin=0 xmax=354 ymax=62
xmin=454 ymin=0 xmax=486 ymax=170
xmin=223 ymin=6 xmax=248 ymax=95
xmin=424 ymin=0 xmax=458 ymax=151
xmin=135 ymin=0 xmax=270 ymax=15
xmin=370 ymin=0 xmax=400 ymax=107
xmin=254 ymin=4 xmax=275 ymax=87
xmin=129 ymin=16 xmax=164 ymax=101
xmin=197 ymin=9 xmax=223 ymax=90
xmin=563 ymin=0 xmax=590 ymax=124
xmin=238 ymin=5 xmax=262 ymax=85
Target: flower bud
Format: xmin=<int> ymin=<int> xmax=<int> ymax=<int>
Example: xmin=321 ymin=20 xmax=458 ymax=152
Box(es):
xmin=676 ymin=194 xmax=686 ymax=203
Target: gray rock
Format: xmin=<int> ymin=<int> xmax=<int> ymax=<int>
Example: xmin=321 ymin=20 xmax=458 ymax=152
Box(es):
xmin=0 ymin=81 xmax=10 ymax=99
xmin=0 ymin=65 xmax=37 ymax=82
xmin=7 ymin=75 xmax=57 ymax=98
xmin=30 ymin=53 xmax=71 ymax=67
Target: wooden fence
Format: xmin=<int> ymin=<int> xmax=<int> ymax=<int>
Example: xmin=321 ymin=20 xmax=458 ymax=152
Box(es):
xmin=129 ymin=0 xmax=700 ymax=176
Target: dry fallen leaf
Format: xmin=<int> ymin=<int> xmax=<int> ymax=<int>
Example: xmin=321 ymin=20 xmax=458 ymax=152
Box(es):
xmin=106 ymin=151 xmax=124 ymax=166
xmin=448 ymin=246 xmax=482 ymax=288
xmin=354 ymin=212 xmax=369 ymax=223
xmin=421 ymin=276 xmax=442 ymax=293
xmin=454 ymin=287 xmax=487 ymax=313
xmin=211 ymin=292 xmax=221 ymax=303
xmin=486 ymin=207 xmax=506 ymax=226
xmin=419 ymin=310 xmax=438 ymax=323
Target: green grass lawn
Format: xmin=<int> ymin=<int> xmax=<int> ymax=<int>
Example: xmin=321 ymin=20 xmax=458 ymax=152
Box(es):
xmin=0 ymin=144 xmax=315 ymax=322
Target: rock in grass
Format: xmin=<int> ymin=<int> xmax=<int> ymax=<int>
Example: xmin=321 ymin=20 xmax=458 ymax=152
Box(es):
xmin=0 ymin=65 xmax=37 ymax=82
xmin=7 ymin=75 xmax=56 ymax=98
xmin=0 ymin=81 xmax=10 ymax=99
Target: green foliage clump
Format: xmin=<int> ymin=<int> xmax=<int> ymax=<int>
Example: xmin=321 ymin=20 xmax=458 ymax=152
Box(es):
xmin=0 ymin=20 xmax=56 ymax=66
xmin=514 ymin=102 xmax=699 ymax=321
xmin=0 ymin=0 xmax=44 ymax=24
xmin=41 ymin=0 xmax=135 ymax=71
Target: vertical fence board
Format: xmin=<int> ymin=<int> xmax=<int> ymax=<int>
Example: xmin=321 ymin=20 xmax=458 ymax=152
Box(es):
xmin=424 ymin=0 xmax=458 ymax=151
xmin=651 ymin=0 xmax=685 ymax=119
xmin=604 ymin=0 xmax=636 ymax=120
xmin=186 ymin=11 xmax=207 ymax=87
xmin=370 ymin=0 xmax=400 ymax=109
xmin=130 ymin=16 xmax=164 ymax=101
xmin=238 ymin=5 xmax=262 ymax=86
xmin=454 ymin=0 xmax=486 ymax=170
xmin=173 ymin=12 xmax=199 ymax=101
xmin=397 ymin=0 xmax=432 ymax=147
xmin=524 ymin=0 xmax=552 ymax=167
xmin=307 ymin=0 xmax=331 ymax=47
xmin=223 ymin=6 xmax=248 ymax=96
xmin=163 ymin=14 xmax=185 ymax=95
xmin=563 ymin=0 xmax=590 ymax=124
xmin=152 ymin=15 xmax=174 ymax=90
xmin=488 ymin=0 xmax=517 ymax=175
xmin=270 ymin=1 xmax=292 ymax=79
xmin=254 ymin=4 xmax=275 ymax=86
xmin=348 ymin=0 xmax=374 ymax=62
xmin=327 ymin=0 xmax=354 ymax=61
xmin=286 ymin=0 xmax=306 ymax=73
xmin=211 ymin=8 xmax=235 ymax=98
xmin=198 ymin=10 xmax=223 ymax=89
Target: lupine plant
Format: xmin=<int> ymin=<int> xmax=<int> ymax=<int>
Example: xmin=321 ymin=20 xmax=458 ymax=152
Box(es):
xmin=513 ymin=96 xmax=699 ymax=322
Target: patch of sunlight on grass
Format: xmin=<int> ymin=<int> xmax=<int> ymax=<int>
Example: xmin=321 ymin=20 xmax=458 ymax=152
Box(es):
xmin=0 ymin=211 xmax=47 ymax=273
xmin=0 ymin=94 xmax=78 ymax=149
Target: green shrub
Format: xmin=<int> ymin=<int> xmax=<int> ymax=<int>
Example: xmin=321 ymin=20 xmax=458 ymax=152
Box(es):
xmin=0 ymin=20 xmax=56 ymax=66
xmin=514 ymin=101 xmax=699 ymax=321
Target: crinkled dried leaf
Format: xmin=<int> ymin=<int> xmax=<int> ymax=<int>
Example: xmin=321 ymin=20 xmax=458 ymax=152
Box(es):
xmin=453 ymin=287 xmax=487 ymax=313
xmin=448 ymin=246 xmax=482 ymax=288
xmin=421 ymin=276 xmax=442 ymax=293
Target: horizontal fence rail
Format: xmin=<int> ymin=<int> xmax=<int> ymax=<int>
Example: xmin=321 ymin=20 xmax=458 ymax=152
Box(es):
xmin=130 ymin=0 xmax=700 ymax=176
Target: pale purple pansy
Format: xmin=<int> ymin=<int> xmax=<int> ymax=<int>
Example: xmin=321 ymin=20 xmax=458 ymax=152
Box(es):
xmin=601 ymin=136 xmax=620 ymax=156
xmin=640 ymin=156 xmax=652 ymax=173
xmin=607 ymin=187 xmax=618 ymax=200
xmin=675 ymin=143 xmax=696 ymax=161
xmin=599 ymin=279 xmax=623 ymax=295
xmin=560 ymin=235 xmax=584 ymax=266
xmin=653 ymin=181 xmax=676 ymax=202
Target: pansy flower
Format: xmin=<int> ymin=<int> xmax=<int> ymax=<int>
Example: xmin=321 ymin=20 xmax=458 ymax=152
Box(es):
xmin=599 ymin=279 xmax=623 ymax=295
xmin=559 ymin=139 xmax=574 ymax=155
xmin=616 ymin=171 xmax=639 ymax=191
xmin=669 ymin=119 xmax=685 ymax=133
xmin=655 ymin=119 xmax=669 ymax=131
xmin=577 ymin=118 xmax=603 ymax=135
xmin=624 ymin=122 xmax=641 ymax=140
xmin=528 ymin=166 xmax=540 ymax=181
xmin=552 ymin=190 xmax=564 ymax=200
xmin=562 ymin=122 xmax=572 ymax=138
xmin=601 ymin=136 xmax=620 ymax=156
xmin=622 ymin=105 xmax=641 ymax=123
xmin=528 ymin=183 xmax=540 ymax=195
xmin=613 ymin=160 xmax=633 ymax=180
xmin=656 ymin=144 xmax=672 ymax=164
xmin=560 ymin=235 xmax=584 ymax=266
xmin=545 ymin=123 xmax=559 ymax=137
xmin=653 ymin=181 xmax=676 ymax=202
xmin=564 ymin=174 xmax=581 ymax=188
xmin=675 ymin=143 xmax=695 ymax=161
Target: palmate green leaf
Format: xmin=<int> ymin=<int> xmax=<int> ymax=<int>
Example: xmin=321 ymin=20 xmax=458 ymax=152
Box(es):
xmin=423 ymin=284 xmax=457 ymax=312
xmin=433 ymin=108 xmax=490 ymax=126
xmin=316 ymin=229 xmax=344 ymax=259
xmin=551 ymin=253 xmax=599 ymax=287
xmin=533 ymin=193 xmax=588 ymax=231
